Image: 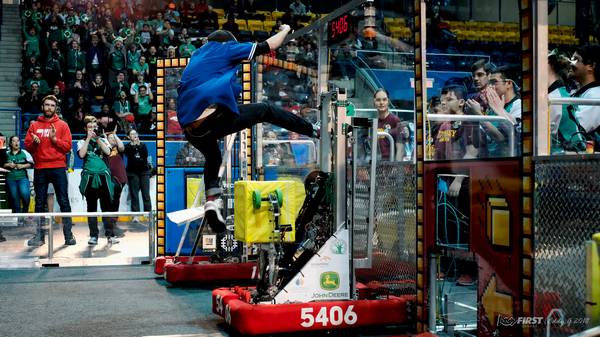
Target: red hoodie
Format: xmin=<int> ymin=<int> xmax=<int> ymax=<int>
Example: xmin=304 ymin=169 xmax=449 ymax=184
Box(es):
xmin=24 ymin=114 xmax=72 ymax=169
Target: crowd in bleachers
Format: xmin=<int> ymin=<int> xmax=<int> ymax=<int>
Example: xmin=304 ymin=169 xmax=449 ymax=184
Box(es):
xmin=18 ymin=0 xmax=324 ymax=139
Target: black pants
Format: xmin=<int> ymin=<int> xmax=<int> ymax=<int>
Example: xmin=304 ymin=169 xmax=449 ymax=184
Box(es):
xmin=84 ymin=176 xmax=113 ymax=238
xmin=184 ymin=103 xmax=313 ymax=196
xmin=33 ymin=168 xmax=73 ymax=239
xmin=106 ymin=178 xmax=124 ymax=229
xmin=127 ymin=171 xmax=152 ymax=212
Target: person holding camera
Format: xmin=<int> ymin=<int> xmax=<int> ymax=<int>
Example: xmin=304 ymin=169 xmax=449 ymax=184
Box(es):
xmin=78 ymin=115 xmax=116 ymax=245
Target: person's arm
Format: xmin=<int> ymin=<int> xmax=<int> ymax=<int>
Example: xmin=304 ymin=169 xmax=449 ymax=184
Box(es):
xmin=78 ymin=137 xmax=90 ymax=159
xmin=113 ymin=134 xmax=125 ymax=153
xmin=265 ymin=24 xmax=291 ymax=51
xmin=465 ymin=99 xmax=505 ymax=142
xmin=97 ymin=136 xmax=111 ymax=156
xmin=51 ymin=122 xmax=73 ymax=154
xmin=24 ymin=124 xmax=40 ymax=152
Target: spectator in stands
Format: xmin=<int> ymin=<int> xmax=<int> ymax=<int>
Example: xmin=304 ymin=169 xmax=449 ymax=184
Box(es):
xmin=111 ymin=71 xmax=130 ymax=98
xmin=66 ymin=69 xmax=89 ymax=105
xmin=45 ymin=45 xmax=65 ymax=87
xmin=19 ymin=82 xmax=43 ymax=116
xmin=166 ymin=45 xmax=177 ymax=58
xmin=113 ymin=1 xmax=132 ymax=24
xmin=134 ymin=85 xmax=154 ymax=132
xmin=132 ymin=55 xmax=150 ymax=78
xmin=568 ymin=44 xmax=600 ymax=151
xmin=105 ymin=130 xmax=127 ymax=237
xmin=89 ymin=73 xmax=109 ymax=115
xmin=67 ymin=93 xmax=90 ymax=134
xmin=78 ymin=116 xmax=117 ymax=245
xmin=241 ymin=0 xmax=265 ymax=21
xmin=127 ymin=43 xmax=142 ymax=78
xmin=548 ymin=49 xmax=586 ymax=153
xmin=222 ymin=14 xmax=240 ymax=39
xmin=25 ymin=68 xmax=50 ymax=94
xmin=435 ymin=85 xmax=486 ymax=160
xmin=23 ymin=55 xmax=41 ymax=81
xmin=124 ymin=129 xmax=152 ymax=221
xmin=145 ymin=45 xmax=159 ymax=83
xmin=164 ymin=2 xmax=181 ymax=26
xmin=156 ymin=20 xmax=176 ymax=49
xmin=225 ymin=0 xmax=242 ymax=19
xmin=114 ymin=90 xmax=135 ymax=131
xmin=4 ymin=135 xmax=34 ymax=217
xmin=270 ymin=19 xmax=283 ymax=36
xmin=22 ymin=22 xmax=41 ymax=59
xmin=138 ymin=23 xmax=154 ymax=49
xmin=109 ymin=37 xmax=127 ymax=84
xmin=289 ymin=0 xmax=307 ymax=16
xmin=43 ymin=9 xmax=65 ymax=49
xmin=175 ymin=141 xmax=205 ymax=166
xmin=25 ymin=95 xmax=76 ymax=247
xmin=67 ymin=40 xmax=87 ymax=82
xmin=178 ymin=37 xmax=196 ymax=58
xmin=130 ymin=73 xmax=151 ymax=96
xmin=166 ymin=98 xmax=182 ymax=137
xmin=98 ymin=104 xmax=120 ymax=132
xmin=85 ymin=32 xmax=108 ymax=79
xmin=181 ymin=2 xmax=200 ymax=27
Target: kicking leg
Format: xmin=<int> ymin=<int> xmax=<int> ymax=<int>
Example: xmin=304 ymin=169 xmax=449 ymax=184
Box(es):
xmin=184 ymin=129 xmax=225 ymax=233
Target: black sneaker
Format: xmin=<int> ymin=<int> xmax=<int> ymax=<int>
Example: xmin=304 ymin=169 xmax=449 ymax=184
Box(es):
xmin=204 ymin=199 xmax=226 ymax=233
xmin=87 ymin=237 xmax=97 ymax=245
xmin=0 ymin=232 xmax=6 ymax=242
xmin=65 ymin=236 xmax=77 ymax=246
xmin=27 ymin=235 xmax=45 ymax=247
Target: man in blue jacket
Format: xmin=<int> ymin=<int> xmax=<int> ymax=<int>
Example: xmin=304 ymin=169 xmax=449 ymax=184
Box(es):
xmin=177 ymin=25 xmax=319 ymax=233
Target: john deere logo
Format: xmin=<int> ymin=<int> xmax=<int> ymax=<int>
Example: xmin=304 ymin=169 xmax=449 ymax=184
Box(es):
xmin=320 ymin=272 xmax=340 ymax=291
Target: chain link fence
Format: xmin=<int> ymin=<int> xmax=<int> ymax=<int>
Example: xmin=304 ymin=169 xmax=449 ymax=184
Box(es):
xmin=354 ymin=162 xmax=416 ymax=297
xmin=534 ymin=158 xmax=600 ymax=336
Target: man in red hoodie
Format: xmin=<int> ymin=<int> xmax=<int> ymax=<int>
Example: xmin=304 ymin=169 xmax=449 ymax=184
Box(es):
xmin=25 ymin=95 xmax=76 ymax=246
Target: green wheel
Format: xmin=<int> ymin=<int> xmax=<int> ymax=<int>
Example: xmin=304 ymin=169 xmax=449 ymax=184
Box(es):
xmin=275 ymin=189 xmax=283 ymax=207
xmin=252 ymin=190 xmax=262 ymax=209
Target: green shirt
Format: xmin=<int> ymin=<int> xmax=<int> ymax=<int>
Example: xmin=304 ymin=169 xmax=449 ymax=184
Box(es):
xmin=6 ymin=149 xmax=32 ymax=181
xmin=67 ymin=49 xmax=86 ymax=72
xmin=178 ymin=43 xmax=196 ymax=58
xmin=137 ymin=95 xmax=152 ymax=115
xmin=132 ymin=62 xmax=149 ymax=75
xmin=110 ymin=49 xmax=126 ymax=71
xmin=77 ymin=138 xmax=114 ymax=199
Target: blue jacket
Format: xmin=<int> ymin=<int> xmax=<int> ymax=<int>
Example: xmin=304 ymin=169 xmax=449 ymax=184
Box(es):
xmin=177 ymin=41 xmax=257 ymax=127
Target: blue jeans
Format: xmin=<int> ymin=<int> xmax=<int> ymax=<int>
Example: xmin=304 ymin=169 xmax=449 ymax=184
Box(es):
xmin=6 ymin=178 xmax=30 ymax=213
xmin=184 ymin=103 xmax=313 ymax=196
xmin=33 ymin=168 xmax=73 ymax=238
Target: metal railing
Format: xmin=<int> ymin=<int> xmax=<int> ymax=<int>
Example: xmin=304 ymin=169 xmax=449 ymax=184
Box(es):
xmin=0 ymin=211 xmax=155 ymax=260
xmin=427 ymin=114 xmax=517 ymax=157
xmin=549 ymin=97 xmax=600 ymax=106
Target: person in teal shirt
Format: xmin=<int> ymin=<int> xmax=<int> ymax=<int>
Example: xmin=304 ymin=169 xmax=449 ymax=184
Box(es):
xmin=134 ymin=85 xmax=154 ymax=132
xmin=178 ymin=38 xmax=196 ymax=58
xmin=131 ymin=55 xmax=149 ymax=78
xmin=4 ymin=136 xmax=34 ymax=215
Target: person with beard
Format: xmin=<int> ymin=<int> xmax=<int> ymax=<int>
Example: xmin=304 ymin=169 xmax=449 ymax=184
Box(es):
xmin=24 ymin=95 xmax=76 ymax=247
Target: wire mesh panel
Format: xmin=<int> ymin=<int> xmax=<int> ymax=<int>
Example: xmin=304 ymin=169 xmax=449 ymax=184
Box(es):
xmin=354 ymin=162 xmax=417 ymax=297
xmin=534 ymin=158 xmax=600 ymax=336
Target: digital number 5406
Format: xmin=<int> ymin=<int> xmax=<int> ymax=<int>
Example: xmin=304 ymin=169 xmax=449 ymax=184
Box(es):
xmin=300 ymin=305 xmax=358 ymax=328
